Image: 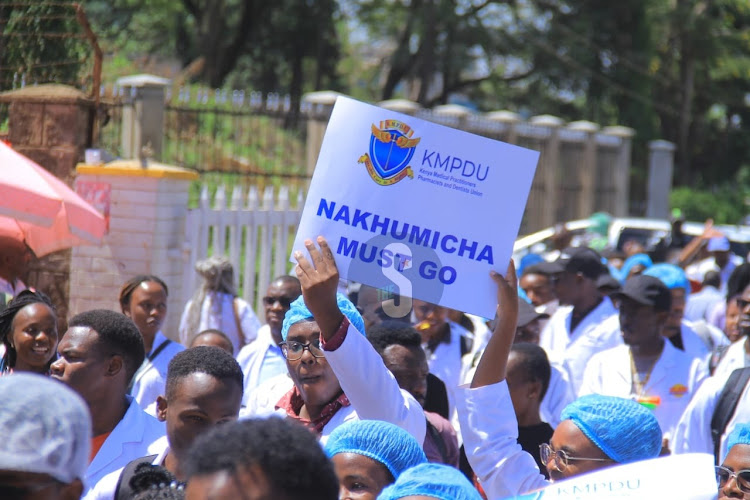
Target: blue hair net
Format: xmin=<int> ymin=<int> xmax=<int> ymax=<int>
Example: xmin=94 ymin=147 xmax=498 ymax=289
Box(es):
xmin=281 ymin=293 xmax=366 ymax=341
xmin=325 ymin=420 xmax=427 ymax=480
xmin=644 ymin=263 xmax=690 ymax=297
xmin=726 ymin=423 xmax=750 ymax=460
xmin=618 ymin=253 xmax=653 ymax=284
xmin=518 ymin=253 xmax=544 ymax=276
xmin=377 ymin=463 xmax=482 ymax=500
xmin=561 ymin=394 xmax=662 ymax=464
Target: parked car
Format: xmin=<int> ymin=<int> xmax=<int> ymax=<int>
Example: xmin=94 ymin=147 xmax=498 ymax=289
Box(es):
xmin=513 ymin=217 xmax=750 ymax=262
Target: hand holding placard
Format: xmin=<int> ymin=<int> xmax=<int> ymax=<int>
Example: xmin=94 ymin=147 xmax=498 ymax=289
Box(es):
xmin=293 ymin=236 xmax=345 ymax=340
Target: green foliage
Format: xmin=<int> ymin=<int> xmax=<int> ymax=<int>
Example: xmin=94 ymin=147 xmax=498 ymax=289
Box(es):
xmin=670 ymin=175 xmax=750 ymax=224
xmin=0 ymin=3 xmax=90 ymax=89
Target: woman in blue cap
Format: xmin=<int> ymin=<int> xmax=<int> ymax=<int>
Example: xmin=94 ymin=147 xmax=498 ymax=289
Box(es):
xmin=250 ymin=236 xmax=425 ymax=445
xmin=717 ymin=423 xmax=750 ymax=498
xmin=325 ymin=419 xmax=427 ymax=500
xmin=456 ymin=260 xmax=663 ymax=498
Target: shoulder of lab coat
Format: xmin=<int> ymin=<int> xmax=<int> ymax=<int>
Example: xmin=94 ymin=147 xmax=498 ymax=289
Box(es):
xmin=85 ymin=435 xmax=168 ymax=500
xmin=236 ymin=324 xmax=279 ymax=406
xmin=131 ymin=334 xmax=186 ymax=409
xmin=82 ymin=397 xmax=166 ymax=498
xmin=457 ymin=380 xmax=549 ymax=498
xmin=541 ymin=359 xmax=576 ymax=428
xmin=713 ymin=339 xmax=748 ymax=380
xmin=324 ymin=323 xmax=426 ymax=444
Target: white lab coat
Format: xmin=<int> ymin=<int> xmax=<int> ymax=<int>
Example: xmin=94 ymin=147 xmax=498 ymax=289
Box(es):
xmin=457 ymin=380 xmax=549 ymax=498
xmin=540 ymin=297 xmax=619 ymax=395
xmin=82 ymin=397 xmax=166 ymax=498
xmin=178 ymin=293 xmax=262 ymax=354
xmin=579 ymin=341 xmax=708 ymax=440
xmin=86 ymin=436 xmax=169 ymax=500
xmin=242 ymin=322 xmax=426 ymax=445
xmin=713 ymin=338 xmax=748 ymax=380
xmin=673 ymin=370 xmax=750 ymax=460
xmin=425 ymin=321 xmax=471 ymax=417
xmin=462 ymin=350 xmax=575 ymax=429
xmin=678 ymin=320 xmax=712 ymax=364
xmin=130 ymin=331 xmax=185 ymax=410
xmin=236 ymin=324 xmax=286 ymax=407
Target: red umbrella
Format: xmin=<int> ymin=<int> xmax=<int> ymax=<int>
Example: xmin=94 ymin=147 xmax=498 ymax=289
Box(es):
xmin=0 ymin=142 xmax=106 ymax=256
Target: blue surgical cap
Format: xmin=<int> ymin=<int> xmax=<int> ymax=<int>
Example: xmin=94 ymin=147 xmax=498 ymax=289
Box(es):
xmin=377 ymin=463 xmax=482 ymax=500
xmin=726 ymin=423 xmax=750 ymax=460
xmin=325 ymin=420 xmax=427 ymax=480
xmin=561 ymin=394 xmax=662 ymax=464
xmin=518 ymin=253 xmax=544 ymax=276
xmin=644 ymin=263 xmax=690 ymax=297
xmin=618 ymin=253 xmax=653 ymax=284
xmin=281 ymin=293 xmax=366 ymax=341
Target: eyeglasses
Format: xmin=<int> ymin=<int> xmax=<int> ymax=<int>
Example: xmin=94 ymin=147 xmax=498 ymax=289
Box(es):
xmin=716 ymin=465 xmax=750 ymax=492
xmin=280 ymin=339 xmax=325 ymax=361
xmin=539 ymin=443 xmax=614 ymax=472
xmin=263 ymin=296 xmax=294 ymax=308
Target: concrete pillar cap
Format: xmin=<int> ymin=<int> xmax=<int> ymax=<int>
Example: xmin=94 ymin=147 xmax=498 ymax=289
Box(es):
xmin=302 ymin=91 xmax=342 ymax=106
xmin=432 ymin=104 xmax=473 ymax=117
xmin=485 ymin=110 xmax=521 ymax=123
xmin=567 ymin=120 xmax=600 ymax=133
xmin=529 ymin=114 xmax=564 ymax=127
xmin=378 ymin=99 xmax=422 ymax=113
xmin=116 ymin=74 xmax=170 ymax=88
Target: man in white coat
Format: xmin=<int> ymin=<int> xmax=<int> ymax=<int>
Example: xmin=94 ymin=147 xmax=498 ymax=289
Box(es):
xmin=540 ymin=247 xmax=619 ymax=394
xmin=245 ymin=237 xmax=425 ymax=445
xmin=457 ymin=261 xmax=663 ymax=499
xmin=713 ymin=283 xmax=750 ymax=379
xmin=50 ymin=309 xmax=165 ymax=498
xmin=579 ymin=275 xmax=708 ymax=444
xmin=236 ymin=275 xmax=301 ymax=406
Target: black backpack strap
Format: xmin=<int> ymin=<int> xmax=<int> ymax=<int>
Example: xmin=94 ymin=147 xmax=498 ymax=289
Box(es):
xmin=114 ymin=454 xmax=159 ymax=500
xmin=711 ymin=367 xmax=750 ymax=464
xmin=425 ymin=417 xmax=450 ymax=465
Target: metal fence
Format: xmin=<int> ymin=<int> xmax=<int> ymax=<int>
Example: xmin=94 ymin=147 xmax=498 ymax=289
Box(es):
xmin=90 ymin=84 xmax=636 ymax=234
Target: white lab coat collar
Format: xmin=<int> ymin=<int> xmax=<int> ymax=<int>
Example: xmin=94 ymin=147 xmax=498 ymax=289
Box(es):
xmin=86 ymin=396 xmax=165 ymax=487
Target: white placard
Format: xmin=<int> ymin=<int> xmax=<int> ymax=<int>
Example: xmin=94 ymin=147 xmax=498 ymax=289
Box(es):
xmin=506 ymin=453 xmax=717 ymax=499
xmin=292 ymin=96 xmax=539 ymax=318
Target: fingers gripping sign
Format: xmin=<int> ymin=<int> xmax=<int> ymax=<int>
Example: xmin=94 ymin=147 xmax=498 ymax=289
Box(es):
xmin=294 ymin=237 xmax=346 ymax=340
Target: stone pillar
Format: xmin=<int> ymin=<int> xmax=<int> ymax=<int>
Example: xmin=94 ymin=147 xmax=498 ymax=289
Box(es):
xmin=486 ymin=110 xmax=521 ymax=144
xmin=70 ymin=160 xmax=199 ymax=341
xmin=0 ymin=84 xmax=93 ymax=183
xmin=116 ymin=74 xmax=169 ymax=160
xmin=432 ymin=104 xmax=473 ymax=131
xmin=530 ymin=114 xmax=564 ymax=228
xmin=646 ymin=140 xmax=676 ymax=219
xmin=302 ymin=91 xmax=340 ymax=176
xmin=0 ymin=84 xmax=95 ymax=331
xmin=568 ymin=120 xmax=600 ymax=219
xmin=603 ymin=126 xmax=635 ymax=217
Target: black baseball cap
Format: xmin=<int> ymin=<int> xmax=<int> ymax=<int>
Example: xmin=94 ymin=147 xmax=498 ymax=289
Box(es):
xmin=517 ymin=299 xmax=550 ymax=327
xmin=547 ymin=246 xmax=607 ymax=280
xmin=611 ymin=274 xmax=672 ymax=311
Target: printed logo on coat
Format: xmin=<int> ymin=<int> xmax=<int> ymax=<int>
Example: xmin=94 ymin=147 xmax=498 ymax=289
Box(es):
xmin=669 ymin=383 xmax=689 ymax=397
xmin=358 ymin=120 xmax=420 ymax=186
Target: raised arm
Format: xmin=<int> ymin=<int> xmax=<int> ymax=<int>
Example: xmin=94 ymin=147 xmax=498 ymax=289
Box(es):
xmin=293 ymin=237 xmax=346 ymax=339
xmin=471 ymin=261 xmax=519 ymax=388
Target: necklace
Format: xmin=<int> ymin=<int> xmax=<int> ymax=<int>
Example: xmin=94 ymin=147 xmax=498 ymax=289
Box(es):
xmin=629 ymin=350 xmax=659 ymax=397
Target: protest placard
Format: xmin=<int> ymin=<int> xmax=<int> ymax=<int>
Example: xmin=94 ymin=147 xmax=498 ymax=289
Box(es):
xmin=292 ymin=96 xmax=539 ymax=318
xmin=505 ymin=453 xmax=717 ymax=499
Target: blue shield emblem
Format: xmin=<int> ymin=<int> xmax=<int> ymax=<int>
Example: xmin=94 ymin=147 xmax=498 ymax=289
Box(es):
xmin=369 ymin=129 xmax=416 ymax=180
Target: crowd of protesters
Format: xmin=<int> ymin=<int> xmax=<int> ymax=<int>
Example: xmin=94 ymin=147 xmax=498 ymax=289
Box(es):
xmin=1 ymin=211 xmax=750 ymax=499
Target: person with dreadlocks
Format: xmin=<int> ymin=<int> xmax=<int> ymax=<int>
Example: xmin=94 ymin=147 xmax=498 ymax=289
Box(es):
xmin=120 ymin=275 xmax=184 ymax=409
xmin=0 ymin=289 xmax=58 ymax=374
xmin=178 ymin=256 xmax=261 ymax=355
